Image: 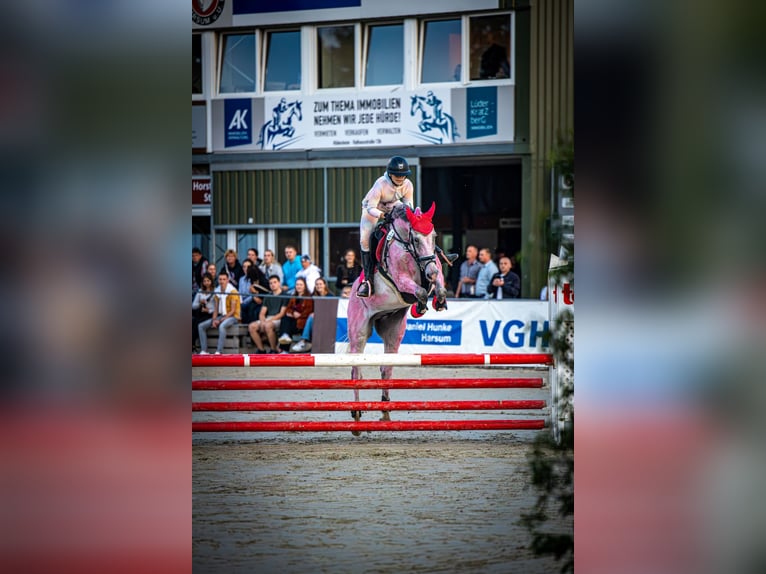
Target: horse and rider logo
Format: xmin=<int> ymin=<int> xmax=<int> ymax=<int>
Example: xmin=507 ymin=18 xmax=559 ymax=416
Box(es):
xmin=257 ymin=97 xmax=304 ymax=150
xmin=409 ymin=91 xmax=459 ymax=144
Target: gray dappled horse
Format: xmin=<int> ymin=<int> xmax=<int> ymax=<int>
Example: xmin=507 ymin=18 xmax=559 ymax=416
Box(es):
xmin=346 ymin=202 xmax=448 ymax=434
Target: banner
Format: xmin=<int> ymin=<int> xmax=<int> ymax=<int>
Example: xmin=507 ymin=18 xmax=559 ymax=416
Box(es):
xmin=334 ymin=299 xmax=549 ymax=354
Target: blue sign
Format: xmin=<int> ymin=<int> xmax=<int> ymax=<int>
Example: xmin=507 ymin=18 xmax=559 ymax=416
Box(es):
xmin=466 ymin=86 xmax=497 ymax=139
xmin=234 ymin=0 xmax=360 ymax=14
xmin=336 ymin=319 xmax=462 ymax=346
xmin=224 ymin=99 xmax=252 ymax=147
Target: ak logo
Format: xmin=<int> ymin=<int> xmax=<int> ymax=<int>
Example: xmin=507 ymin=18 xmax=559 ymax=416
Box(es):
xmin=224 ymin=99 xmax=252 ymax=147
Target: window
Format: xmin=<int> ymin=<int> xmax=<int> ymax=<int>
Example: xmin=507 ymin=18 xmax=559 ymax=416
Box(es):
xmin=364 ymin=24 xmax=403 ymax=87
xmin=318 ymin=25 xmax=355 ymax=89
xmin=264 ymin=30 xmax=301 ymax=91
xmin=219 ymin=32 xmax=256 ymax=93
xmin=421 ymin=19 xmax=461 ymax=84
xmin=469 ymin=14 xmax=511 ymax=80
xmin=193 ymin=34 xmax=202 ymax=94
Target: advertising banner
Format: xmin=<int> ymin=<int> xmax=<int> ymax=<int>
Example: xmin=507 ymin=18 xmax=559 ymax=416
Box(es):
xmin=212 ymin=86 xmax=514 ymax=151
xmin=334 ymin=299 xmax=549 ymax=354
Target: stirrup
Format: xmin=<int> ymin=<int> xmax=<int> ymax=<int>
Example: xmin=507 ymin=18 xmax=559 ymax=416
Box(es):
xmin=445 ymin=252 xmax=459 ymax=264
xmin=357 ymin=280 xmax=371 ymax=298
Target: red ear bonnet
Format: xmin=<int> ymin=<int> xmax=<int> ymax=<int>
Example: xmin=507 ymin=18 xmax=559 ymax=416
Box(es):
xmin=405 ymin=202 xmax=436 ymax=234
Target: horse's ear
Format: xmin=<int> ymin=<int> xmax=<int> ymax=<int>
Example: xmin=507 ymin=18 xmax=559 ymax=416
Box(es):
xmin=424 ymin=202 xmax=436 ymax=220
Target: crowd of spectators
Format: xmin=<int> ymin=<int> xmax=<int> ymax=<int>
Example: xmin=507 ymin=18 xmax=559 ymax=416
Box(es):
xmin=193 ymin=242 xmax=524 ymax=354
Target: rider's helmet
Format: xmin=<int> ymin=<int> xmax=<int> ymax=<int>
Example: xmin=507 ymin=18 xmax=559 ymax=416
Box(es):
xmin=387 ymin=156 xmax=411 ymax=177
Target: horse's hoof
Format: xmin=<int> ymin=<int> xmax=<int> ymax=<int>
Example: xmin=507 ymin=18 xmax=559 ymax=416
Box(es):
xmin=433 ymin=296 xmax=447 ymax=311
xmin=350 ymin=410 xmax=362 ymax=436
xmin=410 ymin=303 xmax=426 ymax=318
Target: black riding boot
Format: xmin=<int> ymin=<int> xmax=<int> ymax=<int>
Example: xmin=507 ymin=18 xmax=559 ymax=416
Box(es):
xmin=357 ymin=250 xmax=374 ymax=298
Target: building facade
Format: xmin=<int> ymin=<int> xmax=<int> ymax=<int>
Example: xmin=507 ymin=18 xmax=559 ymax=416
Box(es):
xmin=192 ymin=0 xmax=572 ymax=296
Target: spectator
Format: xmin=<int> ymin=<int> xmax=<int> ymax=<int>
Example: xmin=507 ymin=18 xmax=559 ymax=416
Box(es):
xmin=296 ymin=254 xmax=322 ymax=293
xmin=475 ymin=247 xmax=499 ymax=298
xmin=197 ymin=271 xmax=240 ymax=355
xmin=192 ymin=273 xmax=215 ymax=352
xmin=260 ymin=249 xmax=284 ymax=286
xmin=282 ymin=245 xmax=302 ymax=293
xmin=223 ymin=249 xmax=245 ymax=287
xmin=336 ymin=248 xmax=362 ymax=292
xmin=340 ymin=285 xmax=352 ymax=298
xmin=243 ymin=261 xmax=269 ymax=324
xmin=206 ymin=262 xmax=216 ymax=279
xmin=192 ymin=247 xmax=209 ymax=292
xmin=479 ymin=30 xmax=510 ymax=79
xmin=247 ymin=275 xmax=288 ymax=354
xmin=487 ymin=256 xmax=521 ymax=299
xmin=455 ymin=245 xmax=480 ymax=298
xmin=277 ymin=277 xmax=313 ymax=350
xmin=246 ymin=247 xmax=263 ymax=268
xmin=291 ymin=277 xmax=331 ymax=353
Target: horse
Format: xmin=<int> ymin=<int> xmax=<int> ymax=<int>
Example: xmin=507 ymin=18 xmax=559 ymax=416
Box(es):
xmin=409 ymin=95 xmax=459 ymax=143
xmin=346 ymin=202 xmax=448 ymax=434
xmin=257 ymin=101 xmax=303 ymax=149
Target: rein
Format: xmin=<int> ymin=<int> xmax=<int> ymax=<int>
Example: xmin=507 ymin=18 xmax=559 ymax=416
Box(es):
xmin=382 ymin=213 xmax=437 ymax=290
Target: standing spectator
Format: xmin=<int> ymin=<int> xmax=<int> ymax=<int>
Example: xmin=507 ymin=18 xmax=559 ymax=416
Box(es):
xmin=248 ymin=275 xmax=288 ymax=354
xmin=277 ymin=278 xmax=314 ymax=349
xmin=223 ymin=249 xmax=245 ymax=287
xmin=296 ymin=254 xmax=322 ymax=293
xmin=197 ymin=272 xmax=240 ymax=355
xmin=282 ymin=245 xmax=302 ymax=293
xmin=455 ymin=245 xmax=480 ymax=298
xmin=260 ymin=249 xmax=284 ymax=286
xmin=291 ymin=277 xmax=332 ymax=353
xmin=243 ymin=261 xmax=269 ymax=324
xmin=487 ymin=256 xmax=521 ymax=299
xmin=475 ymin=247 xmax=499 ymax=298
xmin=246 ymin=247 xmax=263 ymax=268
xmin=192 ymin=247 xmax=209 ymax=292
xmin=192 ymin=273 xmax=214 ymax=352
xmin=335 ymin=248 xmax=362 ymax=293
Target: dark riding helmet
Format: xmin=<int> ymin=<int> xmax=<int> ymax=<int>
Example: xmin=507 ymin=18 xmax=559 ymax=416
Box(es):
xmin=387 ymin=156 xmax=411 ymax=177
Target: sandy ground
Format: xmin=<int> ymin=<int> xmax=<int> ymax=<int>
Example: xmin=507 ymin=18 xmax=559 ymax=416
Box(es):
xmin=193 ymin=365 xmax=569 ymax=573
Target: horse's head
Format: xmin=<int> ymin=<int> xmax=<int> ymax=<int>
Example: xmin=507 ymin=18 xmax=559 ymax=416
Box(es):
xmin=399 ymin=202 xmax=442 ymax=285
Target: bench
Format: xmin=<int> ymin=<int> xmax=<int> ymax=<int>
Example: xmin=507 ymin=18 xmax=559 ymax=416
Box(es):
xmin=202 ymin=323 xmax=251 ymax=354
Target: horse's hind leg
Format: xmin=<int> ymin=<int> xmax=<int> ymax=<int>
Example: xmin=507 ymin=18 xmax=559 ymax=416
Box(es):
xmin=375 ymin=308 xmax=408 ymax=421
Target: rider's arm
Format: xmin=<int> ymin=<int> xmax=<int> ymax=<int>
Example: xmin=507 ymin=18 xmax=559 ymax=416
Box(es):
xmin=362 ymin=183 xmax=383 ymax=220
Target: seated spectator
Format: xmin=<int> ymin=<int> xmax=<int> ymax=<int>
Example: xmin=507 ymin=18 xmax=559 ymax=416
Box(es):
xmin=206 ymin=262 xmax=217 ymax=278
xmin=277 ymin=278 xmax=313 ymax=351
xmin=248 ymin=275 xmax=288 ymax=354
xmin=223 ymin=249 xmax=245 ymax=287
xmin=197 ymin=272 xmax=240 ymax=355
xmin=259 ymin=249 xmax=284 ymax=286
xmin=296 ymin=254 xmax=322 ymax=293
xmin=291 ymin=277 xmax=331 ymax=353
xmin=282 ymin=245 xmax=302 ymax=293
xmin=335 ymin=248 xmax=362 ymax=293
xmin=340 ymin=285 xmax=352 ymax=298
xmin=487 ymin=256 xmax=520 ymax=299
xmin=246 ymin=247 xmax=263 ymax=268
xmin=192 ymin=247 xmax=209 ymax=292
xmin=192 ymin=273 xmax=214 ymax=352
xmin=243 ymin=262 xmax=269 ymax=324
xmin=475 ymin=247 xmax=499 ymax=298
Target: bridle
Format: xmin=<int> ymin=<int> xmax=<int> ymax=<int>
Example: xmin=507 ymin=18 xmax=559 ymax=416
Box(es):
xmin=388 ymin=215 xmax=438 ymax=287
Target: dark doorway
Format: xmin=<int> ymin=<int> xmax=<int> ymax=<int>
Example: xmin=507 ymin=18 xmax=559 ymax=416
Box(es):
xmin=421 ymin=162 xmax=521 ymax=292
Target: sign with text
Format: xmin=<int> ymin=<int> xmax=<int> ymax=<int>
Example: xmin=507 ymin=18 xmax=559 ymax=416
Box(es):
xmin=466 ymin=86 xmax=497 ymax=139
xmin=224 ymin=99 xmax=252 ymax=147
xmin=212 ymin=87 xmax=514 ymax=151
xmin=192 ymin=177 xmax=211 ymax=205
xmin=334 ymin=299 xmax=549 ymax=354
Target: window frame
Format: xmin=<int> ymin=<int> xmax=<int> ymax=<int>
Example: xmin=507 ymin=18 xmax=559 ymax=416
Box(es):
xmin=465 ymin=12 xmax=515 ymax=85
xmin=361 ymin=21 xmax=405 ymax=89
xmin=217 ymin=29 xmax=259 ymax=97
xmin=418 ymin=17 xmax=463 ymax=87
xmin=315 ymin=22 xmax=360 ymax=92
xmin=261 ymin=27 xmax=303 ymax=93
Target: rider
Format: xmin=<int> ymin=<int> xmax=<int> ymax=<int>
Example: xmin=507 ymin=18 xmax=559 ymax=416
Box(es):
xmin=272 ymin=97 xmax=289 ymax=131
xmin=357 ymin=156 xmax=414 ymax=298
xmin=425 ymin=90 xmax=443 ymax=121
